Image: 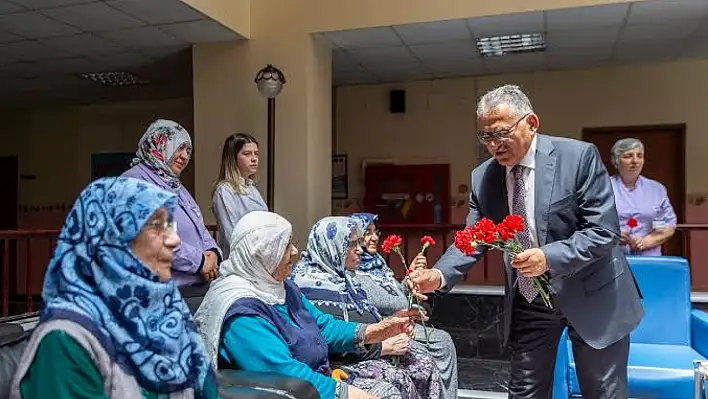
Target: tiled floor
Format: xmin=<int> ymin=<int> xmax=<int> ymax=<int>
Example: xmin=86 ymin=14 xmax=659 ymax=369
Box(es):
xmin=441 ymin=296 xmax=708 ymax=395
xmin=458 ymin=358 xmax=509 ymax=392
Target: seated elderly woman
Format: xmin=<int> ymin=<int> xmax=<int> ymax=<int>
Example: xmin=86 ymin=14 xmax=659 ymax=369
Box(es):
xmin=10 ymin=177 xmax=217 ymax=399
xmin=123 ymin=119 xmax=220 ymax=302
xmin=195 ymin=211 xmax=422 ymax=399
xmin=350 ymin=213 xmax=458 ymax=399
xmin=291 ymin=216 xmax=443 ymax=399
xmin=609 ymin=138 xmax=677 ymax=255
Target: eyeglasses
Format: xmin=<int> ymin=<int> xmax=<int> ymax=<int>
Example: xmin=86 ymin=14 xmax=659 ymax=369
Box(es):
xmin=144 ymin=220 xmax=177 ymax=234
xmin=477 ymin=113 xmax=530 ymax=144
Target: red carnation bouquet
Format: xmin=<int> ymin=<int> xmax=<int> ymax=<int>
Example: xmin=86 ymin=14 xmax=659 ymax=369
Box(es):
xmin=381 ymin=235 xmax=435 ymax=347
xmin=454 ymin=215 xmax=553 ymax=308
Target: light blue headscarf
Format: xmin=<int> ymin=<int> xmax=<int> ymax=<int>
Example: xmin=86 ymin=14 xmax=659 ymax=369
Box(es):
xmin=290 ymin=216 xmax=381 ymax=321
xmin=350 ymin=212 xmax=401 ymax=292
xmin=40 ymin=177 xmax=216 ymax=397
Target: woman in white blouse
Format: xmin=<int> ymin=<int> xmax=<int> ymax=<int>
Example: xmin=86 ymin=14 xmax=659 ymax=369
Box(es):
xmin=212 ymin=133 xmax=267 ymax=257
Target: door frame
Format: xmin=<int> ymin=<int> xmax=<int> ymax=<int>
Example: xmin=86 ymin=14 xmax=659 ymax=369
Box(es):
xmin=582 ymin=124 xmax=687 ymax=254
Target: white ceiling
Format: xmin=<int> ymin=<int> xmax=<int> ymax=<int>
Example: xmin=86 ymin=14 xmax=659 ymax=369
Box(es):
xmin=322 ymin=0 xmax=708 ymax=85
xmin=0 ymin=0 xmax=242 ymax=105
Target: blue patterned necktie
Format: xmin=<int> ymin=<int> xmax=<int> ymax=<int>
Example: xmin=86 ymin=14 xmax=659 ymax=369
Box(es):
xmin=511 ymin=165 xmax=539 ymax=303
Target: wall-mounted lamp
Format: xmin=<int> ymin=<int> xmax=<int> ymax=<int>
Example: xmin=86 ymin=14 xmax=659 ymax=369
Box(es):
xmin=254 ymin=64 xmax=286 ymax=210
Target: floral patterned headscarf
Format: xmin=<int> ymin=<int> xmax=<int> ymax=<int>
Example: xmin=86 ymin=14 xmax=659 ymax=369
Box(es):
xmin=290 ymin=216 xmax=382 ymax=321
xmin=40 ymin=177 xmax=217 ymax=397
xmin=131 ymin=119 xmax=192 ymax=191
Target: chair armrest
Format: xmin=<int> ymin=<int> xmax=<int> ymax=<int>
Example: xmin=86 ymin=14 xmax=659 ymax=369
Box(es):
xmin=218 ymin=369 xmax=320 ymax=399
xmin=691 ymin=309 xmax=708 ymax=357
xmin=552 ymin=328 xmax=570 ymax=399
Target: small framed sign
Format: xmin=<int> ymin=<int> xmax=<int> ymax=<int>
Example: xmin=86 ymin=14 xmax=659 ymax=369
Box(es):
xmin=332 ymin=154 xmax=348 ymax=199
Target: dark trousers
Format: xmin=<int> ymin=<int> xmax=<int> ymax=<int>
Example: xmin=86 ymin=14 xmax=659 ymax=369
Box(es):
xmin=508 ymin=292 xmax=629 ymax=399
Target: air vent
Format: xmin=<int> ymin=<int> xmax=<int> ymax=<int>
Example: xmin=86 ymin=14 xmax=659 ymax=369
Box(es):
xmin=476 ymin=33 xmax=546 ymax=57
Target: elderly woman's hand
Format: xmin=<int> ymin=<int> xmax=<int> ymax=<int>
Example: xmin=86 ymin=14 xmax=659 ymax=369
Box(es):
xmin=348 ymin=385 xmax=378 ymax=399
xmin=381 ymin=334 xmax=410 ymax=356
xmin=201 ymin=252 xmax=219 ymax=280
xmin=363 ymin=309 xmax=425 ymax=344
xmin=630 ymin=235 xmax=652 ymax=252
xmin=620 ymin=230 xmax=631 ymax=245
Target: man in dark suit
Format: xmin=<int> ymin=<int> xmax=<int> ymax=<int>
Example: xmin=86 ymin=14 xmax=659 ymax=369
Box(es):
xmin=410 ymin=85 xmax=643 ymax=398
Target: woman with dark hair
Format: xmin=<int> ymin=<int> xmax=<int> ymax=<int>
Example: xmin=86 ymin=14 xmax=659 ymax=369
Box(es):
xmin=212 ymin=133 xmax=267 ymax=257
xmin=122 ymin=119 xmax=221 ymax=297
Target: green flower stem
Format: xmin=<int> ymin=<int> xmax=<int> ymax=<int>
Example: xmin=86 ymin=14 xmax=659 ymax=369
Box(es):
xmin=393 ymin=247 xmax=431 ymax=349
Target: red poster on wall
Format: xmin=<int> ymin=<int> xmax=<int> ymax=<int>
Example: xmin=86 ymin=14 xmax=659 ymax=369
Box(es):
xmin=364 ymin=164 xmax=450 ymax=225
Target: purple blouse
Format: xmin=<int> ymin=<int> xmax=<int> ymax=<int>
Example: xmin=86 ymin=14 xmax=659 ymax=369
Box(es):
xmin=611 ymin=175 xmax=677 ymax=256
xmin=122 ymin=163 xmax=220 ymax=286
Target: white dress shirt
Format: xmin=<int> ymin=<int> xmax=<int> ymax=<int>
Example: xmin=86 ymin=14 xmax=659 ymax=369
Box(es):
xmin=435 ymin=134 xmax=539 ymax=289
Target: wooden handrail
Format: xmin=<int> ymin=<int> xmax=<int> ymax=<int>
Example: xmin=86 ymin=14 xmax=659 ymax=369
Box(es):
xmin=17 ymin=223 xmax=708 ymax=237
xmin=1 ymin=223 xmax=708 ymax=317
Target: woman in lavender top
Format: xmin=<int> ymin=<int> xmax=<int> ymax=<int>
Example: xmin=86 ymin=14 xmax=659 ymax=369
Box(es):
xmin=212 ymin=133 xmax=267 ymax=258
xmin=122 ymin=119 xmax=221 ymax=293
xmin=609 ymin=138 xmax=677 ymax=256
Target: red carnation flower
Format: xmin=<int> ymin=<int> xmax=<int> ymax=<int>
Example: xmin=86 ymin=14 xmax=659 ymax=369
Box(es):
xmin=420 ymin=236 xmax=435 ymax=247
xmin=381 ymin=235 xmax=402 ymax=254
xmin=627 ymin=217 xmax=638 ymax=229
xmin=502 ymin=214 xmax=525 ymax=233
xmin=454 ymin=227 xmax=477 ymax=256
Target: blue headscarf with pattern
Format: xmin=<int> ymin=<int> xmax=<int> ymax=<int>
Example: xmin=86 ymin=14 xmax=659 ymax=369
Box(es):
xmin=290 ymin=216 xmax=381 ymax=321
xmin=40 ymin=177 xmax=216 ymax=397
xmin=349 ymin=213 xmax=401 ymax=292
xmin=131 ymin=119 xmax=192 ymax=191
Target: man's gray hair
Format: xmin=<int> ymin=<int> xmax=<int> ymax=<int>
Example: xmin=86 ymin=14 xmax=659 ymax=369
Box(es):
xmin=610 ymin=138 xmax=644 ymax=168
xmin=477 ymin=84 xmax=534 ymax=118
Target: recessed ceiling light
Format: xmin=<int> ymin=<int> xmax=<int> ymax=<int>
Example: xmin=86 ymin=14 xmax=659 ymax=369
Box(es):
xmin=476 ymin=33 xmax=546 ymax=57
xmin=79 ymin=71 xmax=148 ymax=87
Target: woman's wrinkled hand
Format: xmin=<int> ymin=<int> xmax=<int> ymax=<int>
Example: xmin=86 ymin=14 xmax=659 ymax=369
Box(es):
xmin=630 ymin=235 xmax=650 ymax=252
xmin=348 ymin=385 xmax=378 ymax=399
xmin=364 ymin=309 xmax=423 ymax=343
xmin=201 ymin=252 xmax=219 ymax=280
xmin=382 ymin=334 xmax=410 ymax=356
xmin=620 ymin=230 xmax=630 ymax=245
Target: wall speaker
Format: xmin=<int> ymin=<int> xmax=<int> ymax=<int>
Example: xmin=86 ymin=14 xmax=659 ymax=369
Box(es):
xmin=389 ymin=89 xmax=406 ymax=113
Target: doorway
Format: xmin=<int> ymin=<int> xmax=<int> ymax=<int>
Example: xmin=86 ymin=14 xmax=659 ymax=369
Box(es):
xmin=0 ymin=156 xmax=18 ymax=230
xmin=582 ymin=125 xmax=686 ymax=258
xmin=0 ymin=156 xmax=18 ymax=315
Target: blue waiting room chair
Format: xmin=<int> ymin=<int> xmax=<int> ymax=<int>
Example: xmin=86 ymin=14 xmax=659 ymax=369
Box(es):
xmin=553 ymin=256 xmax=708 ymax=398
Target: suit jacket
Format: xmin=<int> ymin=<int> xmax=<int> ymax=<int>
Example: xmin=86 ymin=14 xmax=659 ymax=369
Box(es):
xmin=435 ymin=134 xmax=644 ymax=349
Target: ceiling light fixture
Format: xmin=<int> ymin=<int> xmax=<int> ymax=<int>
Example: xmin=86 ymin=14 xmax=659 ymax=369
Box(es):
xmin=79 ymin=71 xmax=148 ymax=87
xmin=476 ymin=33 xmax=546 ymax=57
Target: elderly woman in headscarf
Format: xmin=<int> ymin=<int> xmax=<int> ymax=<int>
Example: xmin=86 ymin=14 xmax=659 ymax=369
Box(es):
xmin=122 ymin=119 xmax=220 ymax=307
xmin=195 ymin=211 xmax=422 ymax=399
xmin=10 ymin=177 xmax=217 ymax=399
xmin=291 ymin=216 xmax=442 ymax=399
xmin=349 ymin=213 xmax=458 ymax=399
xmin=609 ymin=138 xmax=677 ymax=255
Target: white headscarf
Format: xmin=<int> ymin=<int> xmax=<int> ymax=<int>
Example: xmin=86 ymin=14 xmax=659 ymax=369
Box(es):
xmin=194 ymin=211 xmax=292 ymax=367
